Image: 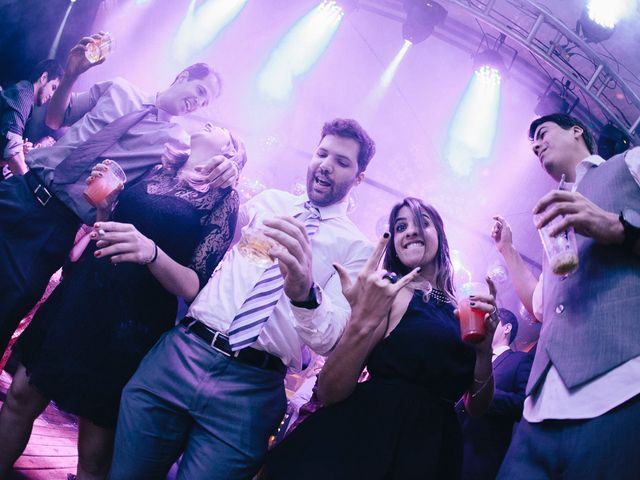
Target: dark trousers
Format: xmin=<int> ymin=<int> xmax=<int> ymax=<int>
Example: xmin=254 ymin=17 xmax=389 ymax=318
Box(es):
xmin=497 ymin=393 xmax=640 ymax=479
xmin=111 ymin=325 xmax=287 ymax=480
xmin=0 ymin=173 xmax=79 ymax=357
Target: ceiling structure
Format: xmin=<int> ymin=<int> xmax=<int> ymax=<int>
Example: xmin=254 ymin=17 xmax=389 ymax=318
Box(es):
xmin=5 ymin=0 xmax=638 ymax=346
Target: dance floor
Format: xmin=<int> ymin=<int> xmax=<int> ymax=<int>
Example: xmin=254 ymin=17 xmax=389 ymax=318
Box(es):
xmin=0 ymin=370 xmax=78 ymax=480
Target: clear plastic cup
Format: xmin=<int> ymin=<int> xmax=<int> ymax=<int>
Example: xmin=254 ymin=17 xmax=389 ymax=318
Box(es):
xmin=458 ymin=281 xmax=489 ymax=343
xmin=534 ymin=213 xmax=579 ymax=276
xmin=85 ymin=33 xmax=114 ymax=63
xmin=83 ymin=160 xmax=126 ymax=207
xmin=237 ymin=220 xmax=277 ymax=268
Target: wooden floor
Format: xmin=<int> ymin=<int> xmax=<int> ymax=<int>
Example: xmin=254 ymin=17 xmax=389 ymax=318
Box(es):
xmin=0 ymin=370 xmax=78 ymax=480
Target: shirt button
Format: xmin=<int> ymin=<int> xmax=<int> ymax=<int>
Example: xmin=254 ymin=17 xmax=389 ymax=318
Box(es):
xmin=555 ymin=304 xmax=564 ymax=314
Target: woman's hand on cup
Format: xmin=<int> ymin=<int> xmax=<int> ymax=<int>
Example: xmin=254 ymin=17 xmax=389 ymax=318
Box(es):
xmin=91 ymin=222 xmax=156 ymax=265
xmin=455 ymin=276 xmax=499 ymax=354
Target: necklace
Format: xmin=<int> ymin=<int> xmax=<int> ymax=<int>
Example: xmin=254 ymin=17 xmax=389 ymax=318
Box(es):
xmin=406 ymin=280 xmax=452 ymax=304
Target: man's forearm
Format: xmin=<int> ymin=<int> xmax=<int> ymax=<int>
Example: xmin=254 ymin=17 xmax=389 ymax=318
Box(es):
xmin=6 ymin=151 xmax=28 ymax=176
xmin=499 ymin=244 xmax=538 ymax=315
xmin=46 ymin=74 xmax=78 ymax=130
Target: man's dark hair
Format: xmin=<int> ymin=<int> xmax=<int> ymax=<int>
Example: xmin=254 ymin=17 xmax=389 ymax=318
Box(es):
xmin=498 ymin=308 xmax=519 ymax=345
xmin=172 ymin=63 xmax=222 ymax=98
xmin=29 ymin=59 xmax=64 ymax=84
xmin=528 ymin=113 xmax=596 ymax=154
xmin=321 ymin=118 xmax=376 ymax=174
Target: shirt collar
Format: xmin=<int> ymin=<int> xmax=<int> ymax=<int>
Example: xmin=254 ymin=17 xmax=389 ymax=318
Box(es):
xmin=292 ymin=194 xmax=350 ymax=220
xmin=492 ymin=345 xmax=511 ymax=362
xmin=573 ymin=154 xmax=605 ymax=188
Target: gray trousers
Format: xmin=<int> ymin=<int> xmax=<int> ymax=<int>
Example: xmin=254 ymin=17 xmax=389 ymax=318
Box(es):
xmin=497 ymin=393 xmax=640 ymax=479
xmin=109 ymin=325 xmax=287 ymax=480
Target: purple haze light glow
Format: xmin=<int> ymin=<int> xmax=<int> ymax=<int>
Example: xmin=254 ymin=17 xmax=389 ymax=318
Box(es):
xmin=444 ymin=65 xmax=501 ymax=176
xmin=173 ymin=0 xmax=248 ymax=61
xmin=367 ymin=39 xmax=412 ymax=105
xmin=587 ymin=0 xmax=635 ymax=29
xmin=258 ymin=0 xmax=344 ymax=101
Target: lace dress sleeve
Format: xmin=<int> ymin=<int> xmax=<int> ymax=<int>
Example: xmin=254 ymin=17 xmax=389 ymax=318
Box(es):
xmin=189 ymin=188 xmax=240 ymax=289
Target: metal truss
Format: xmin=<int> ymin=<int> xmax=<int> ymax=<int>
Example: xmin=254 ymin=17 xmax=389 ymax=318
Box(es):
xmin=359 ymin=0 xmax=640 ymax=141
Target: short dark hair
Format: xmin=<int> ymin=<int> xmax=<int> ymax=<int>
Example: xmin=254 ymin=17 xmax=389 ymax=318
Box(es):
xmin=320 ymin=118 xmax=376 ymax=174
xmin=29 ymin=59 xmax=64 ymax=84
xmin=498 ymin=308 xmax=519 ymax=344
xmin=528 ymin=113 xmax=596 ymax=154
xmin=383 ymin=197 xmax=456 ymax=302
xmin=172 ymin=63 xmax=222 ymax=98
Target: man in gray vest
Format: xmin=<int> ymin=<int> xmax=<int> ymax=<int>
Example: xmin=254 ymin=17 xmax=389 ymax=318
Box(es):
xmin=495 ymin=113 xmax=640 ymax=479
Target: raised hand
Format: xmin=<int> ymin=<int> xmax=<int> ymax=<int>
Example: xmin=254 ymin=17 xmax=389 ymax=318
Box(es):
xmin=333 ymin=234 xmax=420 ymax=331
xmin=65 ymin=33 xmax=107 ymax=79
xmin=491 ymin=215 xmax=514 ymax=254
xmin=456 ymin=276 xmax=499 ymax=355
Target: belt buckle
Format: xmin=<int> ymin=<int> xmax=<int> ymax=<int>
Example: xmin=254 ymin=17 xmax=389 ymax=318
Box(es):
xmin=33 ymin=184 xmax=52 ymax=206
xmin=210 ymin=331 xmax=232 ymax=358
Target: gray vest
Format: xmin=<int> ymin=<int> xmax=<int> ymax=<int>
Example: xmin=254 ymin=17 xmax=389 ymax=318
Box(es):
xmin=527 ymin=151 xmax=640 ymax=394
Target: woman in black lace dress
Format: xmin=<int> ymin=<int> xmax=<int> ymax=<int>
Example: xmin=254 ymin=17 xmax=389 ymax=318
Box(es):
xmin=266 ymin=197 xmax=499 ymax=480
xmin=0 ymin=125 xmax=246 ymax=480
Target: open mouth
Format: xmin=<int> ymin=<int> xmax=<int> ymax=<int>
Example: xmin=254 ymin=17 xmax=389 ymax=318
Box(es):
xmin=403 ymin=241 xmax=424 ymax=250
xmin=314 ymin=175 xmax=332 ymax=189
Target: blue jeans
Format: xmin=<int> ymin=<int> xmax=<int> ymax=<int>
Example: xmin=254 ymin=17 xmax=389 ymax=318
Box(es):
xmin=498 ymin=393 xmax=640 ymax=479
xmin=110 ymin=325 xmax=287 ymax=480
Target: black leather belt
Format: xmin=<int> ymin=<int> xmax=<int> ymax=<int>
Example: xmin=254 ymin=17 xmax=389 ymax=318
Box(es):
xmin=24 ymin=171 xmax=78 ymax=220
xmin=181 ymin=317 xmax=286 ymax=374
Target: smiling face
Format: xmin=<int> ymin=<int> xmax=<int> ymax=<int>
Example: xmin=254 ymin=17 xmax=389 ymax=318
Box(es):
xmin=158 ymin=72 xmax=220 ymax=117
xmin=306 ymin=134 xmax=363 ymax=207
xmin=392 ymin=205 xmax=440 ymax=271
xmin=531 ymin=121 xmax=585 ymax=182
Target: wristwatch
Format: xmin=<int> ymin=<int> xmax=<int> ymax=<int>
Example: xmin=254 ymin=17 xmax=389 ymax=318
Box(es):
xmin=619 ymin=208 xmax=640 ymax=251
xmin=290 ymin=283 xmax=322 ymax=309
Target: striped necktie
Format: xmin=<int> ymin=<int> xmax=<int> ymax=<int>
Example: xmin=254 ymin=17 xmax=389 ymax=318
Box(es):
xmin=228 ymin=202 xmax=321 ymax=351
xmin=54 ymin=105 xmax=156 ymax=185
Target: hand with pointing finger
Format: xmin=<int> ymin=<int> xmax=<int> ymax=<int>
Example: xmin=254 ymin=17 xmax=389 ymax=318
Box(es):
xmin=333 ymin=233 xmax=421 ymax=333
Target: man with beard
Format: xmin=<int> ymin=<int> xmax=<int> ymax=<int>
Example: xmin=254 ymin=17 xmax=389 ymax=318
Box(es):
xmin=1 ymin=59 xmax=64 ymax=177
xmin=110 ymin=118 xmax=376 ymax=480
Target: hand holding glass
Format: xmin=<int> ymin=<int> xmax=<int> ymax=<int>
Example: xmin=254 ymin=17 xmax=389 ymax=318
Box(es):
xmin=237 ymin=220 xmax=277 ymax=267
xmin=85 ymin=33 xmax=114 ymax=63
xmin=458 ymin=282 xmax=489 ymax=343
xmin=83 ymin=160 xmax=126 ymax=208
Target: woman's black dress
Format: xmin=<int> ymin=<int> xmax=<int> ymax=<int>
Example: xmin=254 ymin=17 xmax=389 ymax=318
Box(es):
xmin=266 ymin=290 xmax=476 ymax=480
xmin=17 ymin=168 xmax=238 ymax=427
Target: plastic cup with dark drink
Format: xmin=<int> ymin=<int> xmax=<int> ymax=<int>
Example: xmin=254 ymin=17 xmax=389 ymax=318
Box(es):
xmin=458 ymin=281 xmax=489 ymax=343
xmin=83 ymin=160 xmax=126 ymax=207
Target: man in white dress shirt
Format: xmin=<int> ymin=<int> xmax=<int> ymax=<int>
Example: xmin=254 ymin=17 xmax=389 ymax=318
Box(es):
xmin=110 ymin=118 xmax=376 ymax=480
xmin=494 ymin=113 xmax=640 ymax=479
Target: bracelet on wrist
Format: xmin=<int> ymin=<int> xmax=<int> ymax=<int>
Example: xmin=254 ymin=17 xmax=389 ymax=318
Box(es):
xmin=144 ymin=242 xmax=159 ymax=265
xmin=471 ymin=374 xmax=493 ymax=398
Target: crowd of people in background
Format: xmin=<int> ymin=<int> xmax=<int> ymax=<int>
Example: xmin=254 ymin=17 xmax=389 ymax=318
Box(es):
xmin=0 ymin=31 xmax=638 ymax=480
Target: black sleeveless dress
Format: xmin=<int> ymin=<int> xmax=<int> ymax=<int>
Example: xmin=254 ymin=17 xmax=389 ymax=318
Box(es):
xmin=17 ymin=169 xmax=238 ymax=427
xmin=266 ymin=290 xmax=476 ymax=480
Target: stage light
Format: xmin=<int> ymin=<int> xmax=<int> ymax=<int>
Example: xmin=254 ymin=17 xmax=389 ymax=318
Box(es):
xmin=367 ymin=39 xmax=412 ymax=104
xmin=402 ymin=0 xmax=447 ymax=44
xmin=586 ymin=0 xmax=634 ymax=29
xmin=173 ymin=0 xmax=248 ymax=61
xmin=597 ymin=123 xmax=631 ymax=160
xmin=534 ymin=79 xmax=579 ymax=116
xmin=473 ymin=48 xmax=506 ymax=85
xmin=445 ymin=62 xmax=501 ymax=176
xmin=576 ymin=0 xmax=635 ymax=43
xmin=258 ymin=0 xmax=345 ymax=101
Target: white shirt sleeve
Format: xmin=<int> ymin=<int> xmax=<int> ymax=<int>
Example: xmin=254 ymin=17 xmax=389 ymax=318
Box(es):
xmin=624 ymin=147 xmax=640 ymax=189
